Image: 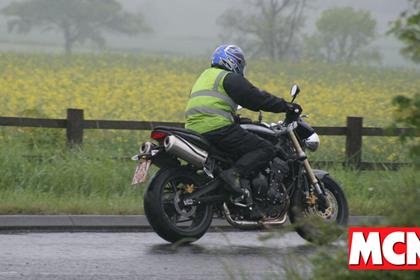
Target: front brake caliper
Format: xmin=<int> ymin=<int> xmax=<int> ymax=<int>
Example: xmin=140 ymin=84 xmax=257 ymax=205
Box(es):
xmin=306 ymin=193 xmax=317 ymax=206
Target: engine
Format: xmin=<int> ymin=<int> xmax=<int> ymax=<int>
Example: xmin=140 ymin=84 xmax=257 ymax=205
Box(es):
xmin=232 ymin=157 xmax=289 ymax=220
xmin=252 ymin=158 xmax=288 ymax=197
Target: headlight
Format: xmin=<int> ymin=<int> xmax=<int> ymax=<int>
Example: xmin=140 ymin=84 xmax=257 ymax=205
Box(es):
xmin=304 ymin=133 xmax=320 ymax=152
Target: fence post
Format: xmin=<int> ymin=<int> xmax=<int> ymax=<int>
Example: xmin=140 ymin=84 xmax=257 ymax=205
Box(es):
xmin=345 ymin=116 xmax=363 ymax=169
xmin=66 ymin=108 xmax=84 ymax=146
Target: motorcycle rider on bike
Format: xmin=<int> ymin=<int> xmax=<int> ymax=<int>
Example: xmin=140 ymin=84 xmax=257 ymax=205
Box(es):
xmin=185 ymin=44 xmax=302 ymax=202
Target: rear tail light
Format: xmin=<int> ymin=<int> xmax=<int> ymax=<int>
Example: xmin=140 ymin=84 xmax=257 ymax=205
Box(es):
xmin=151 ymin=131 xmax=167 ymax=140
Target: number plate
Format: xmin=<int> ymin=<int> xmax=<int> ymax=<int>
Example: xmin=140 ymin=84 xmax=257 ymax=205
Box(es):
xmin=131 ymin=160 xmax=151 ymax=185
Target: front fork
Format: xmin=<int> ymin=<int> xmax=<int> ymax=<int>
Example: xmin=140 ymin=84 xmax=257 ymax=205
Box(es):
xmin=288 ymin=130 xmax=329 ymax=209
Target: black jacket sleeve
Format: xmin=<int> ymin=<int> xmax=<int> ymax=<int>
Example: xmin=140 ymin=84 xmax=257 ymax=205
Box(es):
xmin=223 ymin=72 xmax=289 ymax=113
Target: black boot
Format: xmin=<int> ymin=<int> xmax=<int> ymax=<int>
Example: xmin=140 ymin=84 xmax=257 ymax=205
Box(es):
xmin=220 ymin=168 xmax=252 ymax=207
xmin=219 ymin=168 xmax=244 ymax=196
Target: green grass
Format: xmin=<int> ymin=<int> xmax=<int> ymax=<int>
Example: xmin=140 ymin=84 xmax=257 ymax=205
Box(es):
xmin=328 ymin=167 xmax=419 ymax=215
xmin=0 ymin=139 xmax=418 ymax=215
xmin=0 ymin=141 xmax=146 ymax=214
xmin=0 ymin=190 xmax=144 ymax=215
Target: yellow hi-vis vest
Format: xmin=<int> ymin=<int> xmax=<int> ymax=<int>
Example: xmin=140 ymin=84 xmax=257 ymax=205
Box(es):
xmin=185 ymin=68 xmax=237 ymax=134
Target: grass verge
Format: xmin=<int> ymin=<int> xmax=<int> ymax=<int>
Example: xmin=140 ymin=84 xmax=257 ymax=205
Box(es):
xmin=0 ymin=190 xmax=144 ymax=215
xmin=0 ymin=142 xmax=145 ymax=214
xmin=0 ymin=142 xmax=418 ymax=215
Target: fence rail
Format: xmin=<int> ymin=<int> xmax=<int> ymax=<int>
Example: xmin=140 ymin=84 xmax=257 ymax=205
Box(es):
xmin=0 ymin=108 xmax=417 ymax=170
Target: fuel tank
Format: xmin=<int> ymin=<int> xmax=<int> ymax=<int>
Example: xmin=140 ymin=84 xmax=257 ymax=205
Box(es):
xmin=240 ymin=124 xmax=277 ymax=142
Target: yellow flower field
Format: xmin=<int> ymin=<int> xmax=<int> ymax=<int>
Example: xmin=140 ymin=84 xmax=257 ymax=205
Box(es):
xmin=0 ymin=52 xmax=418 ymax=161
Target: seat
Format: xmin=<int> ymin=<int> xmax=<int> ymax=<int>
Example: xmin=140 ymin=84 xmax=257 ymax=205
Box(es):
xmin=155 ymin=126 xmax=202 ymax=138
xmin=153 ymin=126 xmax=212 ymax=151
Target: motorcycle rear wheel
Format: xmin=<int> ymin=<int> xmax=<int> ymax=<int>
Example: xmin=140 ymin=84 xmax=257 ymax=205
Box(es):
xmin=144 ymin=167 xmax=213 ymax=244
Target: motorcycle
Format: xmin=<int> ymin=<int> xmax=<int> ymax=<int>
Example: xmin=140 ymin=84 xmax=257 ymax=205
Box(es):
xmin=131 ymin=85 xmax=349 ymax=244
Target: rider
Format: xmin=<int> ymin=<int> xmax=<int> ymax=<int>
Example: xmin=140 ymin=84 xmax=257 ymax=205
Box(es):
xmin=185 ymin=44 xmax=302 ymax=200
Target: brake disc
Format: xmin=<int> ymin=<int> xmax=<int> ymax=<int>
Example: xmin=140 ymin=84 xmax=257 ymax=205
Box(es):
xmin=305 ymin=189 xmax=338 ymax=220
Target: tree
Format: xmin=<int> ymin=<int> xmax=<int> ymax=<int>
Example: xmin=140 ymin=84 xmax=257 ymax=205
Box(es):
xmin=1 ymin=0 xmax=151 ymax=55
xmin=217 ymin=0 xmax=308 ymax=61
xmin=305 ymin=7 xmax=381 ymax=65
xmin=388 ymin=0 xmax=420 ymax=63
xmin=391 ymin=94 xmax=420 ymax=168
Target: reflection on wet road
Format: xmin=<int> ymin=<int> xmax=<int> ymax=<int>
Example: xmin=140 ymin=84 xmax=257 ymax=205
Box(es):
xmin=0 ymin=231 xmax=342 ymax=280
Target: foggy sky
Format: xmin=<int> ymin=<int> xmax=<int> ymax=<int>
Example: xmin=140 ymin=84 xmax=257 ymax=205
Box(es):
xmin=0 ymin=0 xmax=415 ymax=67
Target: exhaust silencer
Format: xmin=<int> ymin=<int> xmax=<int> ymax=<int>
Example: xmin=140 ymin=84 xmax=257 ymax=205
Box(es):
xmin=164 ymin=135 xmax=208 ymax=167
xmin=140 ymin=142 xmax=153 ymax=155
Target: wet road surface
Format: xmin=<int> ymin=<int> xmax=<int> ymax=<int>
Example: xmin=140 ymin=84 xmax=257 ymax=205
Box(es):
xmin=0 ymin=231 xmax=340 ymax=280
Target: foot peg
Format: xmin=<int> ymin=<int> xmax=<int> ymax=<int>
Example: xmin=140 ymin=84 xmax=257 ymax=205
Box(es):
xmin=231 ymin=188 xmax=253 ymax=208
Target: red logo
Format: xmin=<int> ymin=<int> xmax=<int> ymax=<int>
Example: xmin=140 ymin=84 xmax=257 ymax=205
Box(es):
xmin=348 ymin=227 xmax=420 ymax=270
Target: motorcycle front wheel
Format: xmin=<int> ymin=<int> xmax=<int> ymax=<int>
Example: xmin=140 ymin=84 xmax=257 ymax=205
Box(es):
xmin=289 ymin=175 xmax=349 ymax=244
xmin=144 ymin=167 xmax=213 ymax=244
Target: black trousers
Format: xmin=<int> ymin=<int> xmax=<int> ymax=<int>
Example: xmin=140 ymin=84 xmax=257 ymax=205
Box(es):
xmin=203 ymin=124 xmax=276 ymax=177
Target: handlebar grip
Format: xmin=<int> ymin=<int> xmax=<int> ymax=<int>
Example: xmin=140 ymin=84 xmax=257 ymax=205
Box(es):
xmin=284 ymin=110 xmax=300 ymax=125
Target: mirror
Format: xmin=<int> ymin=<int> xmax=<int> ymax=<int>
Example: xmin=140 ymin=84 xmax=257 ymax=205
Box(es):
xmin=290 ymin=84 xmax=300 ymax=97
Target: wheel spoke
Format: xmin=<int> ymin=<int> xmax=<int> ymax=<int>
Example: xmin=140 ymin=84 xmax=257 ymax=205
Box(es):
xmin=169 ymin=181 xmax=178 ymax=192
xmin=176 ymin=217 xmax=193 ymax=224
xmin=163 ymin=202 xmax=176 ymax=214
xmin=171 ymin=213 xmax=180 ymax=224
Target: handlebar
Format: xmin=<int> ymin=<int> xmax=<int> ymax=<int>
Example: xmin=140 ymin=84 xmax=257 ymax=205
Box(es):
xmin=284 ymin=110 xmax=301 ymax=126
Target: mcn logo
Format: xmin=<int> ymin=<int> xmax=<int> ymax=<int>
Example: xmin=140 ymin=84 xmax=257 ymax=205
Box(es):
xmin=348 ymin=227 xmax=420 ymax=270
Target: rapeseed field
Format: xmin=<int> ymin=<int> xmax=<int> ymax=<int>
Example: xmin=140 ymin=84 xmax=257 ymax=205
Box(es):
xmin=0 ymin=52 xmax=418 ymax=161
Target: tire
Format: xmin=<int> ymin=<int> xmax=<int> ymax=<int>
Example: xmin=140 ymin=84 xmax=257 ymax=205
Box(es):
xmin=144 ymin=167 xmax=213 ymax=244
xmin=289 ymin=175 xmax=349 ymax=244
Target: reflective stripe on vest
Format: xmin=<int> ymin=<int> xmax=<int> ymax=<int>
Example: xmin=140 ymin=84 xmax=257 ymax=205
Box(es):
xmin=190 ymin=90 xmax=237 ymax=111
xmin=185 ymin=107 xmax=234 ymax=122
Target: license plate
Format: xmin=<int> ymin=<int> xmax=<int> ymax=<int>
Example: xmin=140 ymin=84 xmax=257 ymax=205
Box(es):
xmin=131 ymin=160 xmax=151 ymax=185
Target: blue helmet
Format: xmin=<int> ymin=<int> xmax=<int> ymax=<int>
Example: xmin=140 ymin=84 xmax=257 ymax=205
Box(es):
xmin=211 ymin=44 xmax=246 ymax=76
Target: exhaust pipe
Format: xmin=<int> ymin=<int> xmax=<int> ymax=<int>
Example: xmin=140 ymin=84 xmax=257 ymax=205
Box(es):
xmin=164 ymin=135 xmax=208 ymax=167
xmin=223 ymin=203 xmax=287 ymax=227
xmin=140 ymin=142 xmax=153 ymax=155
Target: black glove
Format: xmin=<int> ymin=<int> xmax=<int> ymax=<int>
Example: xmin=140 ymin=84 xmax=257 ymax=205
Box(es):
xmin=286 ymin=103 xmax=302 ymax=114
xmin=284 ymin=103 xmax=302 ymax=124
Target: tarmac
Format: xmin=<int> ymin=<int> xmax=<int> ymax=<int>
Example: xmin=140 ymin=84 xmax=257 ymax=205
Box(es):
xmin=0 ymin=215 xmax=385 ymax=232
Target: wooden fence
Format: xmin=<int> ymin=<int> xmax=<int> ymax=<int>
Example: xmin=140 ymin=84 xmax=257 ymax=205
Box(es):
xmin=0 ymin=108 xmax=416 ymax=170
